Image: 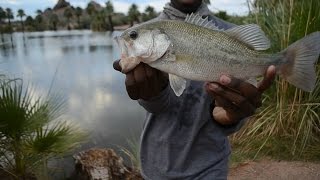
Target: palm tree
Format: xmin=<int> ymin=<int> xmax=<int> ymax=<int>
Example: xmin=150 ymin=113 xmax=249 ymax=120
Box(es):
xmin=128 ymin=4 xmax=140 ymax=26
xmin=0 ymin=7 xmax=5 ymax=42
xmin=105 ymin=1 xmax=114 ymax=31
xmin=34 ymin=10 xmax=43 ymax=31
xmin=75 ymin=7 xmax=82 ymax=28
xmin=17 ymin=9 xmax=26 ymax=32
xmin=49 ymin=13 xmax=59 ymax=31
xmin=64 ymin=7 xmax=73 ymax=30
xmin=0 ymin=7 xmax=6 ymax=24
xmin=36 ymin=9 xmax=42 ymax=16
xmin=25 ymin=16 xmax=33 ymax=25
xmin=5 ymin=8 xmax=13 ymax=26
xmin=0 ymin=79 xmax=85 ymax=179
xmin=86 ymin=3 xmax=97 ymax=18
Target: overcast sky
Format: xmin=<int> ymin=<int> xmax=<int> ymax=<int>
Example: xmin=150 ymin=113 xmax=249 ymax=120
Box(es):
xmin=0 ymin=0 xmax=249 ymax=18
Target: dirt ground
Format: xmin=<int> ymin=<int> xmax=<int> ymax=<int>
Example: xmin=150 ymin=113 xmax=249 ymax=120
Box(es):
xmin=228 ymin=160 xmax=320 ymax=180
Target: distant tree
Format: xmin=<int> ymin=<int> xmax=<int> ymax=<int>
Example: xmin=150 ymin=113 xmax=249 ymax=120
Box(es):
xmin=128 ymin=4 xmax=140 ymax=26
xmin=75 ymin=7 xmax=83 ymax=28
xmin=215 ymin=11 xmax=229 ymax=21
xmin=35 ymin=14 xmax=44 ymax=31
xmin=0 ymin=7 xmax=6 ymax=24
xmin=64 ymin=7 xmax=73 ymax=30
xmin=45 ymin=7 xmax=52 ymax=12
xmin=0 ymin=7 xmax=5 ymax=39
xmin=86 ymin=3 xmax=97 ymax=18
xmin=49 ymin=13 xmax=59 ymax=31
xmin=36 ymin=9 xmax=42 ymax=15
xmin=91 ymin=11 xmax=107 ymax=31
xmin=142 ymin=6 xmax=157 ymax=22
xmin=25 ymin=16 xmax=34 ymax=27
xmin=5 ymin=8 xmax=14 ymax=26
xmin=105 ymin=1 xmax=114 ymax=31
xmin=17 ymin=9 xmax=26 ymax=32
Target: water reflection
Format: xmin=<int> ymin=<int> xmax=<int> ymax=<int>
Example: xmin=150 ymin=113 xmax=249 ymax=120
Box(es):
xmin=0 ymin=31 xmax=145 ymax=176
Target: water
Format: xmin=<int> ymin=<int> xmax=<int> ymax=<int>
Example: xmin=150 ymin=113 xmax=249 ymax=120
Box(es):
xmin=0 ymin=30 xmax=145 ymax=176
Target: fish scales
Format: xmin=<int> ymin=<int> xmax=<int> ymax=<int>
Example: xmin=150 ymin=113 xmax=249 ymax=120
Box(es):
xmin=147 ymin=20 xmax=277 ymax=81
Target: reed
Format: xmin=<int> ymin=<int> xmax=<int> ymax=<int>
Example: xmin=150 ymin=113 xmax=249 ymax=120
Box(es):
xmin=231 ymin=0 xmax=320 ymax=161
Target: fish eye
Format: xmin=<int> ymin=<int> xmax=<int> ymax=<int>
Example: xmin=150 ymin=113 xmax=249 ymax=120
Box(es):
xmin=129 ymin=30 xmax=138 ymax=40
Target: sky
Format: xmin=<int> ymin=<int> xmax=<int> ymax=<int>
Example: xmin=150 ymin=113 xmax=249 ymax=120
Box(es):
xmin=0 ymin=0 xmax=250 ymax=18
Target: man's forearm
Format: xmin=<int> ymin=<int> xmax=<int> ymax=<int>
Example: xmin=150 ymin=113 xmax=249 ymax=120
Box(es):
xmin=138 ymin=85 xmax=175 ymax=114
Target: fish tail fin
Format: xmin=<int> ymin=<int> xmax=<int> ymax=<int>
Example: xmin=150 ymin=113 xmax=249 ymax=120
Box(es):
xmin=279 ymin=32 xmax=320 ymax=92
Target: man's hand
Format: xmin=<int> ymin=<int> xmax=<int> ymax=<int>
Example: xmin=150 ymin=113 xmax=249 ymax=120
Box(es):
xmin=113 ymin=59 xmax=168 ymax=100
xmin=205 ymin=66 xmax=276 ymax=126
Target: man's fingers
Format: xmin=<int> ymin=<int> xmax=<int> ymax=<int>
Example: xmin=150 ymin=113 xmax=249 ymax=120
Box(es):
xmin=258 ymin=65 xmax=276 ymax=92
xmin=207 ymin=83 xmax=256 ymax=115
xmin=133 ymin=64 xmax=147 ymax=83
xmin=219 ymin=75 xmax=262 ymax=107
xmin=212 ymin=107 xmax=242 ymax=125
xmin=125 ymin=71 xmax=136 ymax=86
xmin=214 ymin=95 xmax=239 ymax=112
xmin=144 ymin=64 xmax=155 ymax=79
xmin=113 ymin=59 xmax=122 ymax=72
xmin=220 ymin=75 xmax=259 ymax=97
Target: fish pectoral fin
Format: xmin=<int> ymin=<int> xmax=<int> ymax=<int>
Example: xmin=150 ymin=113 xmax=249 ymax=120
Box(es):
xmin=169 ymin=74 xmax=186 ymax=96
xmin=225 ymin=24 xmax=270 ymax=51
xmin=162 ymin=50 xmax=176 ymax=61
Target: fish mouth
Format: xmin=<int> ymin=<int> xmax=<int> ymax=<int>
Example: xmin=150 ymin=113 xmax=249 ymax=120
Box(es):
xmin=114 ymin=36 xmax=128 ymax=59
xmin=114 ymin=36 xmax=141 ymax=73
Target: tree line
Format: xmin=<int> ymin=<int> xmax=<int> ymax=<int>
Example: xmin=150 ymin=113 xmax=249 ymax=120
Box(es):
xmin=0 ymin=1 xmax=158 ymax=33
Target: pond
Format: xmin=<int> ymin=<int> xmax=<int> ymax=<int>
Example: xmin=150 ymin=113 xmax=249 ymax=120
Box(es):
xmin=0 ymin=30 xmax=145 ymax=176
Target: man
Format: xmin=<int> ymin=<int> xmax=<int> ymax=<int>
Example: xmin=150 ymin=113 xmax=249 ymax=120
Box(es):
xmin=113 ymin=0 xmax=276 ymax=179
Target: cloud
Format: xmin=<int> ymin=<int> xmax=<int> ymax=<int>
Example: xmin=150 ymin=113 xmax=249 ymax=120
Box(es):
xmin=0 ymin=0 xmax=21 ymax=5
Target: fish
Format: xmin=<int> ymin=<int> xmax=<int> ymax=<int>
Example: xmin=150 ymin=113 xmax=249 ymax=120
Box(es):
xmin=114 ymin=13 xmax=320 ymax=96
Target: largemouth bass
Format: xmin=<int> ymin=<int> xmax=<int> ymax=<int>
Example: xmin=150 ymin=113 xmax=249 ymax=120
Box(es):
xmin=115 ymin=13 xmax=320 ymax=96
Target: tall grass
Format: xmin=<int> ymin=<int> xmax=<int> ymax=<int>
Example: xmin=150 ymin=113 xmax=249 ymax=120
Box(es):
xmin=119 ymin=136 xmax=141 ymax=170
xmin=231 ymin=0 xmax=320 ymax=161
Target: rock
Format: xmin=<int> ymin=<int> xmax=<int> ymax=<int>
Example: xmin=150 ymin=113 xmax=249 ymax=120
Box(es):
xmin=73 ymin=148 xmax=142 ymax=180
xmin=53 ymin=0 xmax=71 ymax=10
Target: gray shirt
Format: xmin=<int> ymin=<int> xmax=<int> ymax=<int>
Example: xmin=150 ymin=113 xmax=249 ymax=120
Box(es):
xmin=138 ymin=3 xmax=244 ymax=180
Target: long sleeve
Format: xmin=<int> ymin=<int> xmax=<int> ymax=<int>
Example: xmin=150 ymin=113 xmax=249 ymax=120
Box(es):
xmin=138 ymin=85 xmax=176 ymax=114
xmin=215 ymin=118 xmax=248 ymax=136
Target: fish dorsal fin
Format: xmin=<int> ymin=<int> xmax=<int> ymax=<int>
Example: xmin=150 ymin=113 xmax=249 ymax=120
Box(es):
xmin=225 ymin=24 xmax=270 ymax=51
xmin=169 ymin=74 xmax=186 ymax=96
xmin=185 ymin=13 xmax=221 ymax=30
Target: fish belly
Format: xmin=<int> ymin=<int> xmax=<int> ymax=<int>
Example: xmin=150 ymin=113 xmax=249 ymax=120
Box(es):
xmin=150 ymin=52 xmax=268 ymax=82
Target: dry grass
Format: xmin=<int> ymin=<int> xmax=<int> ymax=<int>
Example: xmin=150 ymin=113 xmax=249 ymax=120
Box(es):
xmin=231 ymin=0 xmax=320 ymax=162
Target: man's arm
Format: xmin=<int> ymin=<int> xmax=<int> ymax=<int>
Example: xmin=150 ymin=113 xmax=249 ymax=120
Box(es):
xmin=113 ymin=60 xmax=175 ymax=114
